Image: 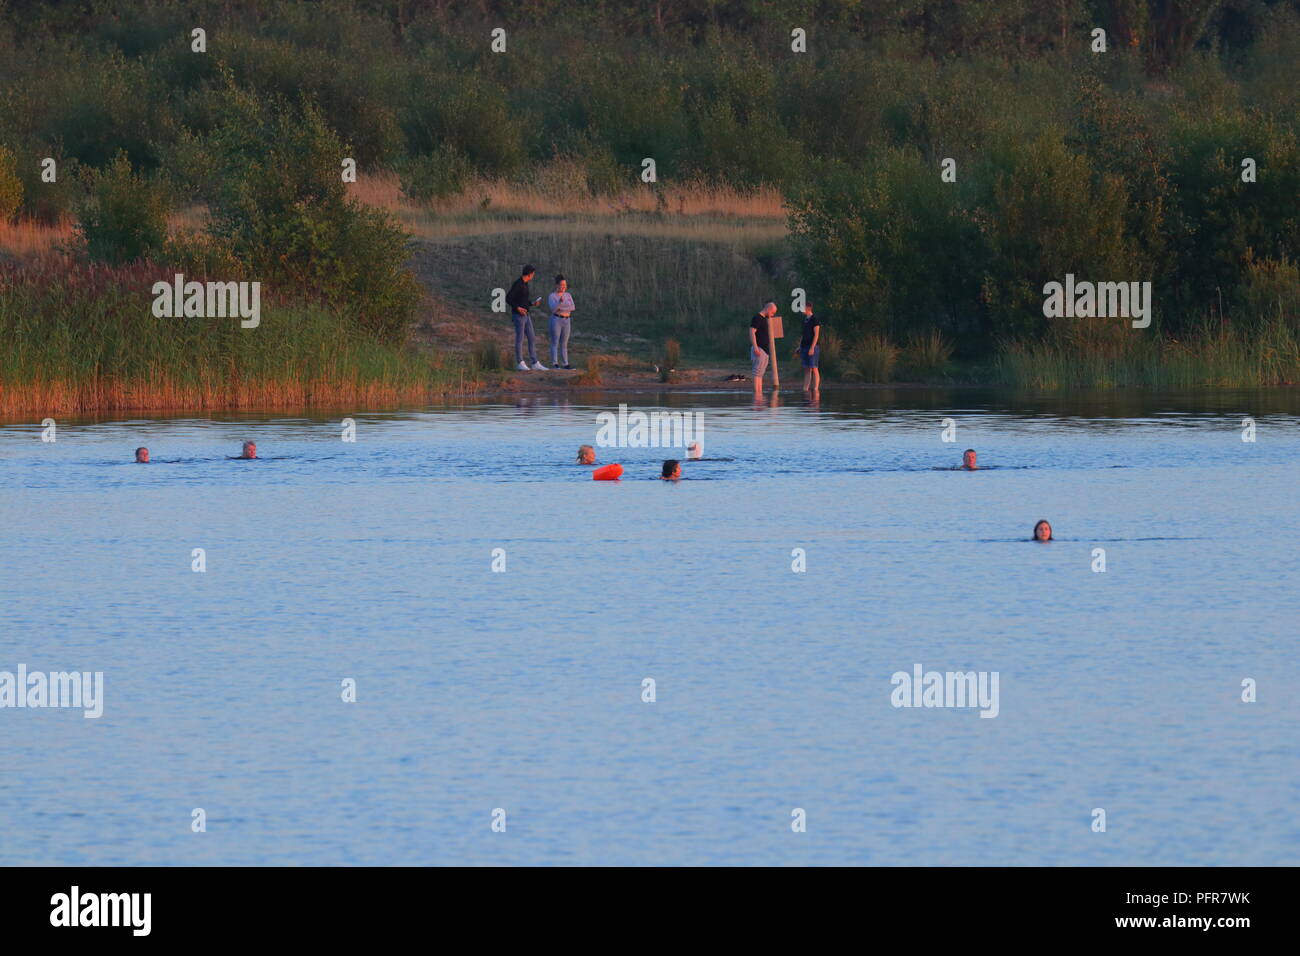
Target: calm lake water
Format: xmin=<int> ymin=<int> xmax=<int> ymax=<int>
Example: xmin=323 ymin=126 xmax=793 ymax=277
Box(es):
xmin=2 ymin=387 xmax=1298 ymax=866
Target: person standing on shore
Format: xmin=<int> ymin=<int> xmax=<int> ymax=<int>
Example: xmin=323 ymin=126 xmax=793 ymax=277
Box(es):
xmin=796 ymin=302 xmax=820 ymax=392
xmin=506 ymin=265 xmax=546 ymax=372
xmin=548 ymin=274 xmax=576 ymax=369
xmin=749 ymin=302 xmax=778 ymax=393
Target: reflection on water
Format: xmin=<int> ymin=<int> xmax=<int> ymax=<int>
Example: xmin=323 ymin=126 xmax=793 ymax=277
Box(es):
xmin=1 ymin=387 xmax=1297 ymax=865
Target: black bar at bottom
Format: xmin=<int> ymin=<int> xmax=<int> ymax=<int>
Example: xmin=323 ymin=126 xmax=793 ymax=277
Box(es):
xmin=0 ymin=866 xmax=1276 ymax=941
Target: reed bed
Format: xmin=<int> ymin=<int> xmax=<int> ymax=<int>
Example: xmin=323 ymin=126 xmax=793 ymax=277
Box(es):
xmin=995 ymin=322 xmax=1300 ymax=389
xmin=0 ymin=259 xmax=466 ymax=416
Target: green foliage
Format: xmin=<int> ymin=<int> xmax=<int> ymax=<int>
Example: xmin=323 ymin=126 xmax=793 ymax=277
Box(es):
xmin=899 ymin=331 xmax=954 ymax=380
xmin=204 ymin=84 xmax=420 ymax=339
xmin=1237 ymin=254 xmax=1300 ymax=334
xmin=403 ymin=68 xmax=524 ymax=176
xmin=995 ymin=318 xmax=1300 ymax=388
xmin=788 ymin=150 xmax=986 ymax=349
xmin=1164 ymin=108 xmax=1300 ymax=328
xmin=848 ymin=333 xmax=899 ymax=383
xmin=400 ymin=145 xmax=472 ymax=204
xmin=74 ymin=153 xmax=170 ymax=264
xmin=470 ymin=339 xmax=508 ymax=373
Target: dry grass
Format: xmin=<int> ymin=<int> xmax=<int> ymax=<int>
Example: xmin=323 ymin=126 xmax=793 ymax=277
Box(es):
xmin=0 ymin=208 xmax=205 ymax=261
xmin=350 ymin=169 xmax=786 ymax=218
xmin=347 ymin=171 xmax=789 ymax=243
xmin=1 ymin=172 xmax=787 ymax=262
xmin=0 ymin=216 xmax=74 ymax=261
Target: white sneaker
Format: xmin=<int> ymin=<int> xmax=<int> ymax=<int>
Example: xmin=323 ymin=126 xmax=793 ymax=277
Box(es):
xmin=531 ymin=361 xmax=548 ymax=371
xmin=516 ymin=362 xmax=530 ymax=371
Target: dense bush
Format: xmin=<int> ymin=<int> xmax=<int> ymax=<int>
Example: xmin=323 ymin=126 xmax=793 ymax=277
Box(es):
xmin=400 ymin=145 xmax=472 ymax=203
xmin=204 ymin=85 xmax=420 ymax=338
xmin=74 ymin=153 xmax=170 ymax=264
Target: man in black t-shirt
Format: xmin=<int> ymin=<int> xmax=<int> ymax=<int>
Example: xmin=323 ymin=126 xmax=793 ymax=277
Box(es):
xmin=505 ymin=265 xmax=545 ymax=371
xmin=796 ymin=303 xmax=821 ymax=392
xmin=748 ymin=302 xmax=778 ymax=389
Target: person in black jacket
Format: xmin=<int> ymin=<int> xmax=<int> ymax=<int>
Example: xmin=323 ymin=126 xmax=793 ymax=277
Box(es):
xmin=506 ymin=265 xmax=546 ymax=371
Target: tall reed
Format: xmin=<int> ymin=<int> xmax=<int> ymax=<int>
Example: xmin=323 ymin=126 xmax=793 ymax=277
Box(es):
xmin=0 ymin=260 xmax=466 ymax=415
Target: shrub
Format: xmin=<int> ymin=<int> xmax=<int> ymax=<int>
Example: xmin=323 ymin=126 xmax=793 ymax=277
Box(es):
xmin=400 ymin=145 xmax=471 ymax=204
xmin=848 ymin=333 xmax=899 ymax=383
xmin=788 ymin=150 xmax=987 ymax=350
xmin=470 ymin=339 xmax=507 ymax=373
xmin=899 ymin=331 xmax=953 ymax=380
xmin=74 ymin=153 xmax=170 ymax=264
xmin=162 ymin=231 xmax=244 ymax=279
xmin=815 ymin=327 xmax=846 ymax=378
xmin=205 ymin=84 xmax=420 ymax=338
xmin=403 ymin=69 xmax=524 ymax=177
xmin=1237 ymin=255 xmax=1300 ymax=333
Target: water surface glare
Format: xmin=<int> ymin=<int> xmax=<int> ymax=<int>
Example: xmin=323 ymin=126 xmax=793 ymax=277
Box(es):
xmin=2 ymin=388 xmax=1297 ymax=865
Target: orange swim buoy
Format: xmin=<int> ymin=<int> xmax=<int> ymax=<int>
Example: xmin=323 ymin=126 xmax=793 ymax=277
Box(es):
xmin=592 ymin=464 xmax=623 ymax=481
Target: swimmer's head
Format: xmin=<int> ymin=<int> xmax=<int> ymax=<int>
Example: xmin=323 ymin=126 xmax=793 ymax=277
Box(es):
xmin=576 ymin=444 xmax=596 ymax=465
xmin=687 ymin=441 xmax=702 ymax=460
xmin=661 ymin=459 xmax=681 ymax=480
xmin=962 ymin=449 xmax=977 ymax=470
xmin=135 ymin=447 xmax=149 ymax=463
xmin=1033 ymin=520 xmax=1052 ymax=541
xmin=241 ymin=441 xmax=257 ymax=459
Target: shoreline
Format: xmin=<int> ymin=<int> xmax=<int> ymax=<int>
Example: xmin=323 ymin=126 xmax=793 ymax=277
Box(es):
xmin=5 ymin=372 xmax=1298 ymax=422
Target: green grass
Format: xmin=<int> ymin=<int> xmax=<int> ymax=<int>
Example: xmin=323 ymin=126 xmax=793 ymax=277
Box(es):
xmin=994 ymin=321 xmax=1300 ymax=389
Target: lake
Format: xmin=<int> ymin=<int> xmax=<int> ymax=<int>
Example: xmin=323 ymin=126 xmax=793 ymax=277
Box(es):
xmin=1 ymin=387 xmax=1297 ymax=866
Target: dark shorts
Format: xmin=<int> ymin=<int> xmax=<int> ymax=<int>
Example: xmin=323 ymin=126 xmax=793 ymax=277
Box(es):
xmin=800 ymin=347 xmax=819 ymax=369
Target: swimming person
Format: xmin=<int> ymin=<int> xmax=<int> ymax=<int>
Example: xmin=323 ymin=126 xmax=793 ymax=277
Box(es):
xmin=661 ymin=459 xmax=681 ymax=481
xmin=506 ymin=264 xmax=546 ymax=372
xmin=134 ymin=447 xmax=149 ymax=463
xmin=576 ymin=444 xmax=596 ymax=465
xmin=237 ymin=441 xmax=257 ymax=460
xmin=961 ymin=449 xmax=978 ymax=470
xmin=748 ymin=302 xmax=778 ymax=391
xmin=796 ymin=302 xmax=820 ymax=392
xmin=687 ymin=441 xmax=702 ymax=460
xmin=1033 ymin=520 xmax=1052 ymax=541
xmin=548 ymin=275 xmax=576 ymax=369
